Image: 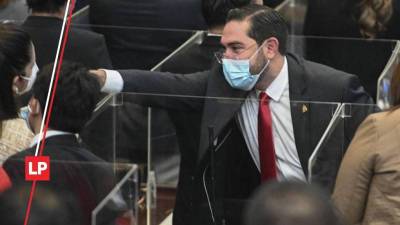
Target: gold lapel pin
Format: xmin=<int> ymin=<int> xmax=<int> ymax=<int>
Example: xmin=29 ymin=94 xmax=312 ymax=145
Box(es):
xmin=302 ymin=104 xmax=308 ymax=113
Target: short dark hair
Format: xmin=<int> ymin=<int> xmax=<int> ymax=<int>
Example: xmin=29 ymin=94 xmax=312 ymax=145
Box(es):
xmin=227 ymin=5 xmax=288 ymax=54
xmin=0 ymin=23 xmax=32 ymax=120
xmin=26 ymin=0 xmax=67 ymax=13
xmin=0 ymin=184 xmax=83 ymax=225
xmin=202 ymin=0 xmax=253 ymax=28
xmin=244 ymin=181 xmax=343 ymax=225
xmin=33 ymin=61 xmax=100 ymax=133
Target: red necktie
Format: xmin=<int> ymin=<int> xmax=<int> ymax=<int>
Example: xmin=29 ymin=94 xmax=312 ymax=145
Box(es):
xmin=258 ymin=92 xmax=277 ymax=182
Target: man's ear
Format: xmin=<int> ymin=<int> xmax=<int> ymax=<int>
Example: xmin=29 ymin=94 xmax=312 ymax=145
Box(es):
xmin=29 ymin=98 xmax=42 ymax=116
xmin=262 ymin=37 xmax=280 ymax=60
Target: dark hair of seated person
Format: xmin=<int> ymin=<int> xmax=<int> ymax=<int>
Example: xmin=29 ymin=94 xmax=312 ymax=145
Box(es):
xmin=0 ymin=23 xmax=32 ymax=121
xmin=26 ymin=0 xmax=66 ymax=13
xmin=0 ymin=184 xmax=83 ymax=225
xmin=244 ymin=181 xmax=344 ymax=225
xmin=33 ymin=61 xmax=101 ymax=133
xmin=201 ymin=0 xmax=253 ymax=29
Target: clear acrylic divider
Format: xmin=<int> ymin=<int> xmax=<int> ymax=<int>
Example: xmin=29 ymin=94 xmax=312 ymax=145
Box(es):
xmin=308 ymin=103 xmax=379 ymax=188
xmin=82 ymin=28 xmax=390 ymax=225
xmin=2 ymin=158 xmax=136 ymax=225
xmin=87 ymin=90 xmax=379 ymax=224
xmin=376 ymin=41 xmax=400 ymax=109
xmin=287 ymin=36 xmax=398 ymax=102
xmin=92 ymin=163 xmax=139 ymax=225
xmin=276 ymin=0 xmax=400 ymax=104
xmin=276 ymin=0 xmax=308 ymax=35
xmin=69 ymin=23 xmax=199 ymax=70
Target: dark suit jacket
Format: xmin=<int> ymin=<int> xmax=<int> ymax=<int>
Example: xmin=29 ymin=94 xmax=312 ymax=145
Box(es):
xmin=118 ymin=53 xmax=373 ymax=225
xmin=22 ymin=16 xmax=112 ymax=70
xmin=89 ymin=0 xmax=206 ymax=70
xmin=2 ymin=134 xmax=117 ymax=225
xmin=160 ymin=33 xmax=221 ymax=174
xmin=159 ymin=34 xmax=222 ymax=225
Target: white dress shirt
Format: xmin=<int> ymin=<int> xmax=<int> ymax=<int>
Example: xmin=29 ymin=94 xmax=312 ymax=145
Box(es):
xmin=30 ymin=130 xmax=75 ymax=147
xmin=102 ymin=58 xmax=306 ymax=181
xmin=237 ymin=57 xmax=305 ymax=181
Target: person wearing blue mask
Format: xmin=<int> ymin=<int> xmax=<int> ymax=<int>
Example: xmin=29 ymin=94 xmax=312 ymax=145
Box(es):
xmin=92 ymin=5 xmax=373 ymax=225
xmin=0 ymin=23 xmax=38 ymax=121
xmin=0 ymin=23 xmax=37 ymax=164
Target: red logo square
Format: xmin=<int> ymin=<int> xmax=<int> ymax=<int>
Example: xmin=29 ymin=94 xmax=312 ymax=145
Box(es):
xmin=25 ymin=156 xmax=50 ymax=181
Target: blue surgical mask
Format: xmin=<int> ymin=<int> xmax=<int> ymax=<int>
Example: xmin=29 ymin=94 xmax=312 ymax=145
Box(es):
xmin=19 ymin=105 xmax=33 ymax=132
xmin=222 ymin=47 xmax=270 ymax=91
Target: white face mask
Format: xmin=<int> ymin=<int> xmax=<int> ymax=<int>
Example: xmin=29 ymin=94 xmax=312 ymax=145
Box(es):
xmin=18 ymin=62 xmax=39 ymax=95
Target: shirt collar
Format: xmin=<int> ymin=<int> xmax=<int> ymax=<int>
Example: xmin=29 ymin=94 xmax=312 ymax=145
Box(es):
xmin=255 ymin=56 xmax=288 ymax=102
xmin=30 ymin=130 xmax=75 ymax=147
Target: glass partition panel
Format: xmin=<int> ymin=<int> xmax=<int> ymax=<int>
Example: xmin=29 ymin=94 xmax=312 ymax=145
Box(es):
xmin=276 ymin=0 xmax=308 ymax=35
xmin=92 ymin=163 xmax=139 ymax=225
xmin=83 ymin=92 xmax=179 ymax=225
xmin=86 ymin=1 xmax=206 ymax=32
xmin=153 ymin=31 xmax=399 ymax=103
xmin=276 ymin=0 xmax=399 ymax=104
xmin=72 ymin=4 xmax=90 ymax=25
xmin=287 ymin=36 xmax=399 ymax=101
xmin=1 ymin=158 xmax=137 ymax=225
xmin=377 ymin=41 xmax=400 ymax=109
xmin=309 ymin=103 xmax=379 ymax=187
xmin=89 ymin=91 xmax=378 ymax=224
xmin=68 ymin=23 xmax=199 ymax=71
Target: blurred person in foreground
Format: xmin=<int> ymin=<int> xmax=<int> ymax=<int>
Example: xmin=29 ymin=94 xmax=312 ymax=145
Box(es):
xmin=244 ymin=181 xmax=343 ymax=225
xmin=333 ymin=63 xmax=400 ymax=224
xmin=0 ymin=184 xmax=82 ymax=225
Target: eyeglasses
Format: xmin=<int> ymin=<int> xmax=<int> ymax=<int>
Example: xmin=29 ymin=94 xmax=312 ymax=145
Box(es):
xmin=214 ymin=43 xmax=257 ymax=64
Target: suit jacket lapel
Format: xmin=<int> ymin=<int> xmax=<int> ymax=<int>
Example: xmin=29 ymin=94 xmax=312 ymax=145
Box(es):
xmin=287 ymin=54 xmax=312 ymax=176
xmin=197 ymin=64 xmax=248 ymax=164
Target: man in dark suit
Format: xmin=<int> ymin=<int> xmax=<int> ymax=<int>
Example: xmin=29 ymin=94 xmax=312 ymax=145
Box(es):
xmin=160 ymin=2 xmax=263 ymax=222
xmin=22 ymin=0 xmax=112 ymax=70
xmin=94 ymin=5 xmax=373 ymax=225
xmin=2 ymin=62 xmax=120 ymax=225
